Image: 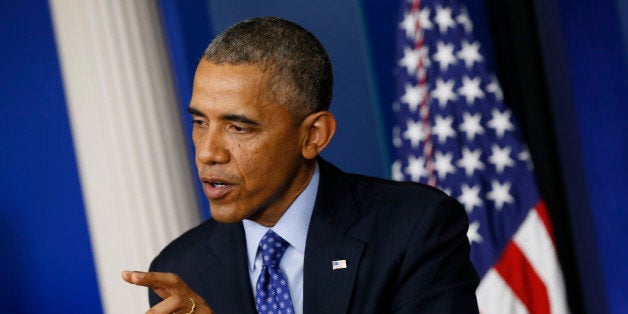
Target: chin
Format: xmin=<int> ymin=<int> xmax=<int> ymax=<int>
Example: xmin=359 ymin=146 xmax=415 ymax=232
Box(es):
xmin=209 ymin=206 xmax=246 ymax=224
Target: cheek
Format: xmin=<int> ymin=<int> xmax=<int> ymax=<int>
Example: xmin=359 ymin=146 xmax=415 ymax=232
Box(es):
xmin=229 ymin=138 xmax=266 ymax=179
xmin=230 ymin=130 xmax=302 ymax=183
xmin=191 ymin=127 xmax=203 ymax=144
xmin=233 ymin=138 xmax=289 ymax=184
xmin=191 ymin=132 xmax=204 ymax=158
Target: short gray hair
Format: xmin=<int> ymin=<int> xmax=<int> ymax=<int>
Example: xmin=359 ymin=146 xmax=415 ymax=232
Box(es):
xmin=203 ymin=17 xmax=333 ymax=121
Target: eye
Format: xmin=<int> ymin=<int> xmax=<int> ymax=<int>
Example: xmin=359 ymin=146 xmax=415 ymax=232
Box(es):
xmin=191 ymin=119 xmax=208 ymax=128
xmin=229 ymin=124 xmax=250 ymax=134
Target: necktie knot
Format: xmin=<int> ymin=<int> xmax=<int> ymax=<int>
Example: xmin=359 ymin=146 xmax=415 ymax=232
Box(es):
xmin=259 ymin=230 xmax=289 ymax=268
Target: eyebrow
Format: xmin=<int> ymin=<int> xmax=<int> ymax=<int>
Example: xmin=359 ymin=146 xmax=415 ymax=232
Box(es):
xmin=187 ymin=107 xmax=205 ymax=117
xmin=187 ymin=107 xmax=260 ymax=126
xmin=220 ymin=114 xmax=260 ymax=126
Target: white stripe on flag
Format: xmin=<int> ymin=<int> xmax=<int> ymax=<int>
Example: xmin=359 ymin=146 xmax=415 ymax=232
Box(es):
xmin=513 ymin=208 xmax=569 ymax=314
xmin=477 ymin=268 xmax=528 ymax=314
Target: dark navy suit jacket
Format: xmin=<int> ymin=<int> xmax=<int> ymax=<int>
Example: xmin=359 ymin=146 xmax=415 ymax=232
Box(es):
xmin=149 ymin=159 xmax=480 ymax=313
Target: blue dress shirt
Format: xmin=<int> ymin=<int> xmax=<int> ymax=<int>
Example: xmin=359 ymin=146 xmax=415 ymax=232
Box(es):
xmin=242 ymin=163 xmax=319 ymax=314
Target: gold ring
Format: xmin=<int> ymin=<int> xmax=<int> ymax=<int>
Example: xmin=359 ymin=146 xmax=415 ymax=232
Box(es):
xmin=184 ymin=297 xmax=196 ymax=314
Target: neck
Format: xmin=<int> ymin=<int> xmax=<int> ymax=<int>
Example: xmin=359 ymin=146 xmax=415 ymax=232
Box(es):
xmin=250 ymin=159 xmax=317 ymax=227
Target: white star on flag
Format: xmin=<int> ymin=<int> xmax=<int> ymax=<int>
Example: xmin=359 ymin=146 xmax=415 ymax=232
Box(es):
xmin=391 ymin=160 xmax=404 ymax=181
xmin=457 ymin=76 xmax=484 ymax=104
xmin=458 ymin=184 xmax=483 ymax=213
xmin=419 ymin=8 xmax=433 ymax=31
xmin=488 ymin=144 xmax=515 ymax=173
xmin=399 ymin=11 xmax=418 ymax=39
xmin=518 ymin=148 xmax=534 ymax=170
xmin=467 ymin=220 xmax=483 ymax=244
xmin=434 ymin=151 xmax=456 ymax=179
xmin=486 ymin=77 xmax=503 ymax=101
xmin=456 ymin=7 xmax=473 ymax=33
xmin=403 ymin=119 xmax=426 ymax=148
xmin=487 ymin=108 xmax=515 ymax=138
xmin=431 ymin=78 xmax=458 ymax=107
xmin=432 ymin=115 xmax=456 ymax=143
xmin=392 ymin=126 xmax=402 ymax=148
xmin=434 ymin=6 xmax=456 ymax=33
xmin=405 ymin=155 xmax=427 ymax=181
xmin=433 ymin=41 xmax=457 ymax=70
xmin=459 ymin=111 xmax=485 ymax=140
xmin=457 ymin=147 xmax=485 ymax=177
xmin=399 ymin=47 xmax=421 ymax=75
xmin=457 ymin=40 xmax=484 ymax=68
xmin=486 ymin=180 xmax=514 ymax=210
xmin=400 ymin=83 xmax=425 ymax=112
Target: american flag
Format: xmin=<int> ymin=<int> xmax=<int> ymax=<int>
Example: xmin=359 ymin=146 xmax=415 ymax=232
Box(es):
xmin=391 ymin=0 xmax=569 ymax=313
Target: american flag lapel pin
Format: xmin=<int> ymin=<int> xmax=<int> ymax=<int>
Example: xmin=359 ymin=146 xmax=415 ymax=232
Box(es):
xmin=332 ymin=259 xmax=347 ymax=270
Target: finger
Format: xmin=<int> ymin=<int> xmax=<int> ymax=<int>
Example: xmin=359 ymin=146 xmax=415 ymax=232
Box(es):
xmin=142 ymin=272 xmax=208 ymax=306
xmin=122 ymin=271 xmax=180 ymax=288
xmin=123 ymin=270 xmax=191 ymax=300
xmin=121 ymin=270 xmax=143 ymax=284
xmin=122 ymin=271 xmax=212 ymax=312
xmin=147 ymin=294 xmax=193 ymax=314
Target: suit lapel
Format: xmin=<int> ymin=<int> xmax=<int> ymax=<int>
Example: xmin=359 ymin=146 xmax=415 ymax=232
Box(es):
xmin=201 ymin=222 xmax=257 ymax=314
xmin=303 ymin=159 xmax=365 ymax=314
xmin=197 ymin=159 xmax=364 ymax=313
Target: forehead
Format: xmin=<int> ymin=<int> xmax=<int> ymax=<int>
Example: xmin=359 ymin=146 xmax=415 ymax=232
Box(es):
xmin=193 ymin=61 xmax=266 ymax=94
xmin=189 ymin=61 xmax=302 ymax=127
xmin=190 ymin=61 xmax=270 ymax=111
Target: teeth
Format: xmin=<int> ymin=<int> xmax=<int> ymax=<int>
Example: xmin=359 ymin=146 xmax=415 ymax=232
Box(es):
xmin=212 ymin=182 xmax=226 ymax=187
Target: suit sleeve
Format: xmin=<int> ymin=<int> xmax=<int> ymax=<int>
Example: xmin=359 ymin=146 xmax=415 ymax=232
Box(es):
xmin=147 ymin=256 xmax=162 ymax=307
xmin=392 ymin=194 xmax=480 ymax=313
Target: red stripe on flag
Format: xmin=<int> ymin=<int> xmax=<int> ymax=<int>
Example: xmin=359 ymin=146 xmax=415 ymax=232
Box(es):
xmin=535 ymin=200 xmax=555 ymax=243
xmin=495 ymin=241 xmax=550 ymax=314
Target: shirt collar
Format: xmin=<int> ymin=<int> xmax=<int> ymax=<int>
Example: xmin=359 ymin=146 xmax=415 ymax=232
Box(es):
xmin=242 ymin=162 xmax=319 ymax=271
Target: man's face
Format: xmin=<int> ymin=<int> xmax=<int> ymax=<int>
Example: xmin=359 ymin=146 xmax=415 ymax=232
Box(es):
xmin=188 ymin=60 xmax=312 ymax=226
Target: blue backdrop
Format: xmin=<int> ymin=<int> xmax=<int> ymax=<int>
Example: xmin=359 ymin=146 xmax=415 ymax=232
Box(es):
xmin=551 ymin=0 xmax=628 ymax=312
xmin=0 ymin=1 xmax=101 ymax=312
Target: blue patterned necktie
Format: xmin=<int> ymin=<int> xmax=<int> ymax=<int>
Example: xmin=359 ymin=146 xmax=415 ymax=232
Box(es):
xmin=255 ymin=230 xmax=295 ymax=314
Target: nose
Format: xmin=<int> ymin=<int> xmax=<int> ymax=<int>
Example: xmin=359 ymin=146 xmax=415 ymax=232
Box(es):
xmin=196 ymin=127 xmax=230 ymax=165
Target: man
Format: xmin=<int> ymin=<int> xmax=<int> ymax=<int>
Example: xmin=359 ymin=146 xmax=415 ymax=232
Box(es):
xmin=123 ymin=17 xmax=479 ymax=314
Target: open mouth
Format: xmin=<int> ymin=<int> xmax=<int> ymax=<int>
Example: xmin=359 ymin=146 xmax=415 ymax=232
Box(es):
xmin=211 ymin=181 xmax=229 ymax=188
xmin=202 ymin=177 xmax=235 ymax=199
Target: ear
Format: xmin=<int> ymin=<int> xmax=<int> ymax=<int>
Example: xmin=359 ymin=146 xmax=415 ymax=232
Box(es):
xmin=300 ymin=111 xmax=336 ymax=160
